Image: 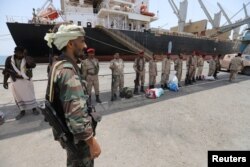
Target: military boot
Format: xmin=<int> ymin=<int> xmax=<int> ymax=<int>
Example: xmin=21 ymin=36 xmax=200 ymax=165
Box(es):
xmin=96 ymin=95 xmax=102 ymax=103
xmin=32 ymin=108 xmax=39 ymax=115
xmin=88 ymin=95 xmax=92 ymax=104
xmin=161 ymin=84 xmax=165 ymax=89
xmin=16 ymin=110 xmax=25 ymax=120
xmin=140 ymin=86 xmax=144 ymax=93
xmin=134 ymin=86 xmax=139 ymax=95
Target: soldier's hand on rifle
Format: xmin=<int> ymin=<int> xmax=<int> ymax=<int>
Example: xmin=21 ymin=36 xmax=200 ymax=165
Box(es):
xmin=86 ymin=137 xmax=101 ymax=159
xmin=3 ymin=82 xmax=8 ymax=89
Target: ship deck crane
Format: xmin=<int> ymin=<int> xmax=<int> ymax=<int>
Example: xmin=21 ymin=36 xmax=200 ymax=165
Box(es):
xmin=210 ymin=17 xmax=250 ymax=37
xmin=217 ymin=2 xmax=240 ymax=40
xmin=198 ymin=0 xmax=221 ymax=28
xmin=168 ymin=0 xmax=188 ymax=32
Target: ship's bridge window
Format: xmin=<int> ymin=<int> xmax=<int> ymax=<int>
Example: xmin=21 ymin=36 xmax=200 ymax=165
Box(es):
xmin=78 ymin=21 xmax=81 ymax=26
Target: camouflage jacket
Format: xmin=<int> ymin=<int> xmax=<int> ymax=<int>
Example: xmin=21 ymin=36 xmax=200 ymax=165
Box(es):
xmin=133 ymin=57 xmax=146 ymax=73
xmin=197 ymin=57 xmax=204 ymax=67
xmin=46 ymin=56 xmax=93 ymax=142
xmin=230 ymin=57 xmax=243 ymax=71
xmin=81 ymin=58 xmax=99 ymax=79
xmin=110 ymin=58 xmax=124 ymax=75
xmin=174 ymin=58 xmax=183 ymax=72
xmin=149 ymin=59 xmax=157 ymax=76
xmin=162 ymin=57 xmax=171 ymax=74
xmin=208 ymin=59 xmax=216 ymax=71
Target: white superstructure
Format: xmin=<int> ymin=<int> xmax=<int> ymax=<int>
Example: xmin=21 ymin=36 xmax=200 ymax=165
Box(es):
xmin=60 ymin=0 xmax=158 ymax=30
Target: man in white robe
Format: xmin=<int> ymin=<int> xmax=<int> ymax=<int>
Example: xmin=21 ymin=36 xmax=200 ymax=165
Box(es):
xmin=2 ymin=46 xmax=39 ymax=120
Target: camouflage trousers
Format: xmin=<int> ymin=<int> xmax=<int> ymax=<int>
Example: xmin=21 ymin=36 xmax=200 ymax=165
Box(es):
xmin=86 ymin=75 xmax=100 ymax=95
xmin=196 ymin=66 xmax=203 ymax=77
xmin=149 ymin=75 xmax=157 ymax=86
xmin=176 ymin=70 xmax=182 ymax=83
xmin=208 ymin=68 xmax=215 ymax=76
xmin=66 ymin=141 xmax=94 ymax=167
xmin=229 ymin=70 xmax=238 ymax=81
xmin=188 ymin=66 xmax=195 ymax=80
xmin=161 ymin=73 xmax=170 ymax=85
xmin=135 ymin=71 xmax=145 ymax=86
xmin=111 ymin=75 xmax=124 ymax=96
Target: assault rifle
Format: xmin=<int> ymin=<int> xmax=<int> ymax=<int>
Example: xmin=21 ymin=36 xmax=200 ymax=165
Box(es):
xmin=39 ymin=100 xmax=81 ymax=158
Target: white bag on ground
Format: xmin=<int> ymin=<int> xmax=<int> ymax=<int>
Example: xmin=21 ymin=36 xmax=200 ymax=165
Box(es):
xmin=205 ymin=76 xmax=215 ymax=81
xmin=145 ymin=88 xmax=164 ymax=99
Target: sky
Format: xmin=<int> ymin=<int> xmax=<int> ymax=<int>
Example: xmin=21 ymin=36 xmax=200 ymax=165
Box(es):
xmin=0 ymin=0 xmax=249 ymax=55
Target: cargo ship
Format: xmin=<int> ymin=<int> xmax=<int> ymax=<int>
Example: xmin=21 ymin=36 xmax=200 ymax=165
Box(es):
xmin=6 ymin=0 xmax=241 ymax=62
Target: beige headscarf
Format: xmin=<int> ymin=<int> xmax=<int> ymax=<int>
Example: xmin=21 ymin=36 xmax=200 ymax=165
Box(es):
xmin=44 ymin=24 xmax=85 ymax=50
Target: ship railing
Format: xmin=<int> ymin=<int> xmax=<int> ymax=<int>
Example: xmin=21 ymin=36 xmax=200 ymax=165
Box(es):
xmin=99 ymin=27 xmax=153 ymax=59
xmin=6 ymin=15 xmax=31 ymax=23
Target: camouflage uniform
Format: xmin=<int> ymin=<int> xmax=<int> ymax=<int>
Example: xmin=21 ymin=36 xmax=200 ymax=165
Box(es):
xmin=174 ymin=58 xmax=183 ymax=83
xmin=110 ymin=58 xmax=124 ymax=98
xmin=81 ymin=58 xmax=100 ymax=96
xmin=196 ymin=56 xmax=204 ymax=79
xmin=133 ymin=57 xmax=146 ymax=93
xmin=229 ymin=56 xmax=243 ymax=81
xmin=192 ymin=55 xmax=198 ymax=80
xmin=161 ymin=57 xmax=171 ymax=88
xmin=208 ymin=59 xmax=216 ymax=76
xmin=47 ymin=57 xmax=94 ymax=167
xmin=213 ymin=57 xmax=220 ymax=79
xmin=186 ymin=55 xmax=196 ymax=82
xmin=148 ymin=59 xmax=157 ymax=88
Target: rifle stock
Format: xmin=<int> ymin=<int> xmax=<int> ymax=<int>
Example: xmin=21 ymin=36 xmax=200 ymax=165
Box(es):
xmin=39 ymin=100 xmax=81 ymax=159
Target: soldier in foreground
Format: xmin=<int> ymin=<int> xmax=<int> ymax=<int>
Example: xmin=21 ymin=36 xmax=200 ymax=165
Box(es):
xmin=44 ymin=24 xmax=101 ymax=167
xmin=81 ymin=48 xmax=102 ymax=103
xmin=148 ymin=54 xmax=157 ymax=89
xmin=174 ymin=53 xmax=183 ymax=87
xmin=161 ymin=53 xmax=171 ymax=89
xmin=229 ymin=53 xmax=243 ymax=82
xmin=109 ymin=53 xmax=124 ymax=101
xmin=133 ymin=51 xmax=146 ymax=94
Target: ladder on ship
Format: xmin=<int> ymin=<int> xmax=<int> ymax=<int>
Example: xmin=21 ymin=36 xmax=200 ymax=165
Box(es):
xmin=97 ymin=27 xmax=153 ymax=60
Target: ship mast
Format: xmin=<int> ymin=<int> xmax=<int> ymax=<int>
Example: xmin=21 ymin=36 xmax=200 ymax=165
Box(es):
xmin=168 ymin=0 xmax=188 ymax=32
xmin=217 ymin=2 xmax=240 ymax=40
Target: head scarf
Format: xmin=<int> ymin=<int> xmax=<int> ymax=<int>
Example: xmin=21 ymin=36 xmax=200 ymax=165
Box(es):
xmin=44 ymin=24 xmax=85 ymax=50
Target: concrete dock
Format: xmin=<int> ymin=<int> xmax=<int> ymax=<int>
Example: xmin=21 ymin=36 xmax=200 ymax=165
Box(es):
xmin=0 ymin=62 xmax=250 ymax=167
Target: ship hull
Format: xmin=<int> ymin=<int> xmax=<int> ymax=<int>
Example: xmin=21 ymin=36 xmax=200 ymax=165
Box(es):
xmin=7 ymin=23 xmax=239 ymax=62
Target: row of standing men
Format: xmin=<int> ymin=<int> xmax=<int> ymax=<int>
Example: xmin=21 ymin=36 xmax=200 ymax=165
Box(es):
xmin=81 ymin=49 xmax=226 ymax=103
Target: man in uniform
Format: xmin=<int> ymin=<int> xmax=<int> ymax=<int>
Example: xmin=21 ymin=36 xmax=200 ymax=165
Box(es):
xmin=229 ymin=53 xmax=243 ymax=82
xmin=174 ymin=53 xmax=183 ymax=87
xmin=81 ymin=48 xmax=102 ymax=103
xmin=192 ymin=51 xmax=199 ymax=82
xmin=213 ymin=54 xmax=221 ymax=79
xmin=44 ymin=24 xmax=101 ymax=167
xmin=133 ymin=51 xmax=146 ymax=94
xmin=148 ymin=54 xmax=157 ymax=89
xmin=208 ymin=55 xmax=216 ymax=77
xmin=196 ymin=54 xmax=205 ymax=80
xmin=186 ymin=51 xmax=196 ymax=85
xmin=109 ymin=53 xmax=124 ymax=101
xmin=161 ymin=53 xmax=171 ymax=89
